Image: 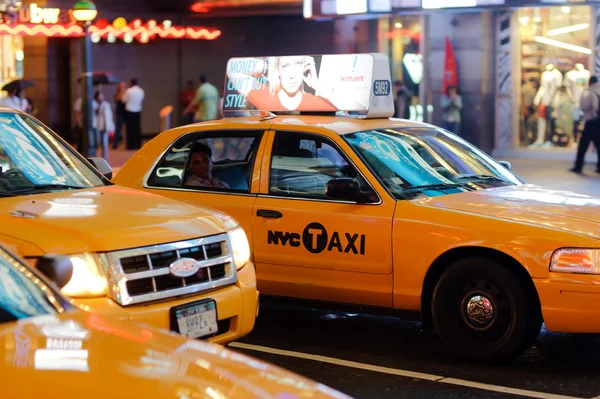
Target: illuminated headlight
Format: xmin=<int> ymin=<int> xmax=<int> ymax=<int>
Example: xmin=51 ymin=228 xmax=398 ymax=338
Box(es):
xmin=61 ymin=253 xmax=108 ymax=297
xmin=228 ymin=227 xmax=251 ymax=270
xmin=550 ymin=248 xmax=600 ymax=274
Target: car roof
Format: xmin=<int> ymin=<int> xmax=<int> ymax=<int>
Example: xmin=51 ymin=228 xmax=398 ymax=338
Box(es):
xmin=180 ymin=115 xmax=437 ymax=136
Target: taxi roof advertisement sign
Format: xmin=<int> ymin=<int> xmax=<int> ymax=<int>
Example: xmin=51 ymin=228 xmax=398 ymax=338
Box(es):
xmin=223 ymin=53 xmax=394 ymax=119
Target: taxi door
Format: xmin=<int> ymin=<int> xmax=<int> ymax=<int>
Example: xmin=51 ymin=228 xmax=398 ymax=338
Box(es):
xmin=252 ymin=129 xmax=396 ymax=307
xmin=143 ymin=129 xmax=269 ymax=251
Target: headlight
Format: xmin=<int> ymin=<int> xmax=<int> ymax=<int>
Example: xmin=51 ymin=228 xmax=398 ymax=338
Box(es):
xmin=61 ymin=253 xmax=108 ymax=297
xmin=228 ymin=226 xmax=251 ymax=270
xmin=550 ymin=248 xmax=600 ymax=274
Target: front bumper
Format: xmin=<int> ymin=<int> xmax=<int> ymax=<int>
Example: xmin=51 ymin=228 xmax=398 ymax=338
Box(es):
xmin=72 ymin=262 xmax=259 ymax=345
xmin=535 ymin=273 xmax=600 ymax=333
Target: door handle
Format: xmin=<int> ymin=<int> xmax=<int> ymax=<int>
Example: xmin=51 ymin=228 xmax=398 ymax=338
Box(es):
xmin=257 ymin=209 xmax=283 ymax=219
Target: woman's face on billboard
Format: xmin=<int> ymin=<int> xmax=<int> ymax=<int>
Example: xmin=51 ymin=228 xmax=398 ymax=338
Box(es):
xmin=278 ymin=56 xmax=305 ymax=95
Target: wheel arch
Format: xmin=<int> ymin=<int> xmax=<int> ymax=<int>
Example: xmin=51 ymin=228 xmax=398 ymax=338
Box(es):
xmin=420 ymin=246 xmax=542 ymax=328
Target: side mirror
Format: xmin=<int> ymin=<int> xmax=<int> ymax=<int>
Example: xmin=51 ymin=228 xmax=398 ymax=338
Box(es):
xmin=36 ymin=255 xmax=73 ymax=289
xmin=498 ymin=160 xmax=512 ymax=170
xmin=326 ymin=178 xmax=363 ymax=202
xmin=87 ymin=157 xmax=113 ymax=180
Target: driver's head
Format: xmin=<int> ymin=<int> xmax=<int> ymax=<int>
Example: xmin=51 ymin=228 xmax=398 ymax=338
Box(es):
xmin=189 ymin=142 xmax=213 ymax=179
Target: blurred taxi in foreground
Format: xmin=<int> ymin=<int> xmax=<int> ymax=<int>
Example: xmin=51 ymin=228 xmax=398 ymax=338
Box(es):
xmin=0 ymin=244 xmax=352 ymax=399
xmin=114 ymin=53 xmax=600 ymax=361
xmin=0 ymin=108 xmax=257 ymax=344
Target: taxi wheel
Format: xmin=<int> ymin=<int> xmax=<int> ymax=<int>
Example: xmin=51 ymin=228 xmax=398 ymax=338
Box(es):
xmin=431 ymin=257 xmax=542 ymax=362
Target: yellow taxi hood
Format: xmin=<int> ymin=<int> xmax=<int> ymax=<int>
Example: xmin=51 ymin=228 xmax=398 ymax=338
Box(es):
xmin=414 ymin=184 xmax=600 ymax=240
xmin=0 ymin=185 xmax=229 ymax=256
xmin=1 ymin=311 xmax=350 ymax=399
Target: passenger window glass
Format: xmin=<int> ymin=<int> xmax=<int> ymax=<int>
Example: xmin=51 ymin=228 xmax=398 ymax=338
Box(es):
xmin=148 ymin=133 xmax=197 ymax=188
xmin=269 ymin=131 xmax=375 ymax=200
xmin=149 ymin=132 xmax=262 ymax=193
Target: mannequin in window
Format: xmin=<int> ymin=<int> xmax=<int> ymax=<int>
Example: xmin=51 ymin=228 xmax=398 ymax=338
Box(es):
xmin=550 ymin=85 xmax=574 ymax=145
xmin=564 ymin=63 xmax=590 ymax=106
xmin=532 ymin=64 xmax=563 ymax=147
xmin=564 ymin=63 xmax=590 ymax=143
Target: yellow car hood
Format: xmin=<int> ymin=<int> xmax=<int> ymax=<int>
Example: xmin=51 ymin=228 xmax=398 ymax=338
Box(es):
xmin=1 ymin=311 xmax=349 ymax=399
xmin=0 ymin=185 xmax=227 ymax=255
xmin=415 ymin=184 xmax=600 ymax=240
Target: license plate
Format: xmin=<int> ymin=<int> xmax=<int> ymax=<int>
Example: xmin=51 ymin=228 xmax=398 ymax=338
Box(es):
xmin=171 ymin=300 xmax=218 ymax=339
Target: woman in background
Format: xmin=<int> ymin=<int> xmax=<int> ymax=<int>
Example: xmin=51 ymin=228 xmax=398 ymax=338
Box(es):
xmin=90 ymin=91 xmax=114 ymax=160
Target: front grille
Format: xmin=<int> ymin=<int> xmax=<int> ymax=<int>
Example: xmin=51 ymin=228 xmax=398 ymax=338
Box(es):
xmin=99 ymin=234 xmax=237 ymax=306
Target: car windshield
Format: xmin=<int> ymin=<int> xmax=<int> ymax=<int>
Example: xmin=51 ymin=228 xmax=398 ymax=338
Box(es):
xmin=0 ymin=112 xmax=106 ymax=197
xmin=0 ymin=248 xmax=66 ymax=324
xmin=343 ymin=127 xmax=523 ymax=199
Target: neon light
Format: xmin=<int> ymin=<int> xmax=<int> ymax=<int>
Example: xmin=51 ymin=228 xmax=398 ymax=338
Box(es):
xmin=546 ymin=23 xmax=589 ymax=37
xmin=0 ymin=23 xmax=82 ymax=37
xmin=0 ymin=21 xmax=221 ymax=40
xmin=88 ymin=24 xmax=221 ymax=41
xmin=534 ymin=36 xmax=592 ymax=55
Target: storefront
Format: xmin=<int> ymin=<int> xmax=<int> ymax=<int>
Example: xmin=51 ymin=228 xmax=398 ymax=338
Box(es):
xmin=378 ymin=14 xmax=424 ymax=121
xmin=517 ymin=5 xmax=593 ymax=150
xmin=304 ymin=0 xmax=600 ymax=156
xmin=0 ymin=1 xmax=222 ymax=139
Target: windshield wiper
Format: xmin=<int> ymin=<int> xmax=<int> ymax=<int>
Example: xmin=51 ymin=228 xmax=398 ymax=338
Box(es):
xmin=403 ymin=183 xmax=466 ymax=192
xmin=8 ymin=184 xmax=87 ymax=194
xmin=457 ymin=174 xmax=508 ymax=183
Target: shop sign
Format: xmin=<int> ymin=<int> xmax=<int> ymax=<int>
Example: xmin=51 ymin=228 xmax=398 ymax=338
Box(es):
xmin=0 ymin=3 xmax=76 ymax=25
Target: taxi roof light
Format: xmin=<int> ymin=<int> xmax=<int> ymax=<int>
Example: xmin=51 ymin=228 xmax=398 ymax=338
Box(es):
xmin=222 ymin=53 xmax=394 ymax=120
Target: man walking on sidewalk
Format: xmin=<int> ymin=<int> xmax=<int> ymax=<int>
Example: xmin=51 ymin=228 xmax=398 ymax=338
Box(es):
xmin=123 ymin=78 xmax=145 ymax=150
xmin=184 ymin=74 xmax=219 ymax=123
xmin=570 ymin=76 xmax=600 ymax=174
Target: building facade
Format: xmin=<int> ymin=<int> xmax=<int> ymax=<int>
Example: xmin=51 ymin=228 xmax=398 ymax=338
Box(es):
xmin=307 ymin=0 xmax=600 ymax=157
xmin=4 ymin=0 xmax=333 ymax=142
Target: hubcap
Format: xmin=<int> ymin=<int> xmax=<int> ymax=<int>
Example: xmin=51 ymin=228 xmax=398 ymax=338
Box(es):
xmin=464 ymin=295 xmax=494 ymax=329
xmin=456 ymin=278 xmax=511 ymax=344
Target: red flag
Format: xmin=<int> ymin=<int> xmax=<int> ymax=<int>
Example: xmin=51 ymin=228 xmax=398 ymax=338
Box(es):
xmin=443 ymin=36 xmax=458 ymax=93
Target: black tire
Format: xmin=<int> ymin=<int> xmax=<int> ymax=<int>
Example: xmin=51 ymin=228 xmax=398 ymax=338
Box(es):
xmin=431 ymin=257 xmax=542 ymax=362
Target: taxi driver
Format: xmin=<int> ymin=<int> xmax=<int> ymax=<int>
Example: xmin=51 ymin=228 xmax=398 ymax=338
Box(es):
xmin=184 ymin=143 xmax=230 ymax=189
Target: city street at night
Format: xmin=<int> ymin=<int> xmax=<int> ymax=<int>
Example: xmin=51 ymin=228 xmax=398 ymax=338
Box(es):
xmin=5 ymin=0 xmax=600 ymax=398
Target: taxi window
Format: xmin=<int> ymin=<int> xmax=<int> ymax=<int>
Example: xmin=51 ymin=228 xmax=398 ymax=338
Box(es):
xmin=269 ymin=131 xmax=374 ymax=200
xmin=148 ymin=131 xmax=263 ymax=193
xmin=0 ymin=112 xmax=106 ymax=197
xmin=0 ymin=248 xmax=62 ymax=324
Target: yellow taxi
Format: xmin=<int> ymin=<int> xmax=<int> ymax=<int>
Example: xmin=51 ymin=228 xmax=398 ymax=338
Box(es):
xmin=114 ymin=53 xmax=600 ymax=361
xmin=0 ymin=107 xmax=257 ymax=345
xmin=0 ymin=244 xmax=351 ymax=399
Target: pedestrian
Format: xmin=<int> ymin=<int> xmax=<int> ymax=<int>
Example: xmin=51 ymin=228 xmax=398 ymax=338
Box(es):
xmin=394 ymin=80 xmax=413 ymax=119
xmin=90 ymin=91 xmax=114 ymax=160
xmin=1 ymin=88 xmax=28 ymax=111
xmin=441 ymin=85 xmax=463 ymax=135
xmin=122 ymin=78 xmax=145 ymax=150
xmin=112 ymin=82 xmax=126 ymax=149
xmin=570 ymin=76 xmax=600 ymax=174
xmin=180 ymin=80 xmax=197 ymax=125
xmin=184 ymin=74 xmax=219 ymax=122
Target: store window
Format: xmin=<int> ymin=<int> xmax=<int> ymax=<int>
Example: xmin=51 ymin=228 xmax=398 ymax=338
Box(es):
xmin=379 ymin=15 xmax=423 ymax=122
xmin=518 ymin=6 xmax=591 ymax=150
xmin=0 ymin=35 xmax=23 ymax=91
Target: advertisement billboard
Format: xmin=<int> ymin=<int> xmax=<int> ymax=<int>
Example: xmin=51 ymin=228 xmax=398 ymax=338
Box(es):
xmin=223 ymin=53 xmax=394 ymax=118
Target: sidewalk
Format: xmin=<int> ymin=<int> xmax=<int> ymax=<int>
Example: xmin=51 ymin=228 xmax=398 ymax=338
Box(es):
xmin=504 ymin=157 xmax=600 ymax=197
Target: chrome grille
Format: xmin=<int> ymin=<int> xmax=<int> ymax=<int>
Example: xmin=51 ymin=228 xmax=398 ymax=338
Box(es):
xmin=98 ymin=234 xmax=237 ymax=306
